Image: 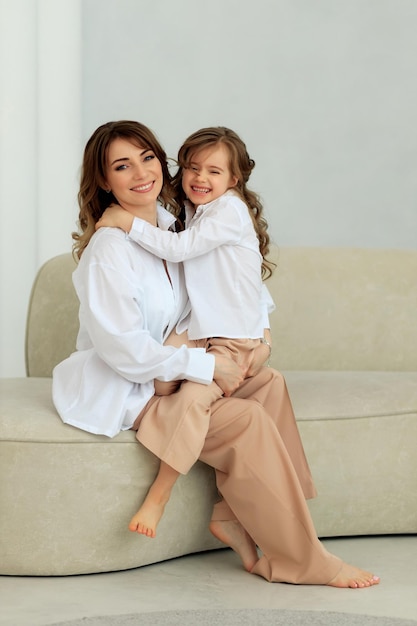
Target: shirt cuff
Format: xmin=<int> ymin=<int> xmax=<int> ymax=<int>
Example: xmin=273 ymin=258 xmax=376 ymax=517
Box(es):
xmin=186 ymin=349 xmax=215 ymax=385
xmin=129 ymin=217 xmax=147 ymax=236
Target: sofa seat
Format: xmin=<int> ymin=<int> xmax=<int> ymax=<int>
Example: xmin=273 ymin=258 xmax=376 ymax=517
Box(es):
xmin=284 ymin=371 xmax=417 ymax=537
xmin=0 ymin=378 xmax=222 ymax=576
xmin=1 ymin=370 xmax=416 ymax=576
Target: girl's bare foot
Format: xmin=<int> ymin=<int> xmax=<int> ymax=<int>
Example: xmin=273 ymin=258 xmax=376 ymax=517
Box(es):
xmin=129 ymin=462 xmax=179 ymax=538
xmin=209 ymin=520 xmax=258 ymax=572
xmin=128 ymin=496 xmax=167 ymax=538
xmin=327 ymin=562 xmax=380 ymax=588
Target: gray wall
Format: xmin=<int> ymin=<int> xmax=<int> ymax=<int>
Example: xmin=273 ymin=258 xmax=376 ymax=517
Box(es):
xmin=82 ymin=0 xmax=417 ymax=248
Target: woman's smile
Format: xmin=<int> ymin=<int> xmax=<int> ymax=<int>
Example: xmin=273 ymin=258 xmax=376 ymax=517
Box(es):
xmin=105 ymin=137 xmax=163 ymax=215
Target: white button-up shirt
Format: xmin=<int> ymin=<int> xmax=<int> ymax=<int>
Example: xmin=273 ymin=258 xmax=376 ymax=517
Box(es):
xmin=52 ymin=206 xmax=214 ymax=438
xmin=129 ymin=191 xmax=275 ymax=340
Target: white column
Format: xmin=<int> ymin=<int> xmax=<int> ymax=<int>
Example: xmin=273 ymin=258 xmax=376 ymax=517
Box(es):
xmin=37 ymin=0 xmax=82 ymax=264
xmin=0 ymin=0 xmax=82 ymax=377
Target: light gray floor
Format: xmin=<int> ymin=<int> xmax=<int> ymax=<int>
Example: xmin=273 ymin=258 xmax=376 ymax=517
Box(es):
xmin=1 ymin=535 xmax=416 ymax=626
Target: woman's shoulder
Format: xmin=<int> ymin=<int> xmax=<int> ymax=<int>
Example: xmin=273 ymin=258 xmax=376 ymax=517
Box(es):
xmin=78 ymin=228 xmax=134 ymax=268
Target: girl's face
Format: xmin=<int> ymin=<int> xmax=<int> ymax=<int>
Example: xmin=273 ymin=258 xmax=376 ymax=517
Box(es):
xmin=182 ymin=143 xmax=238 ymax=207
xmin=104 ymin=137 xmax=163 ymax=214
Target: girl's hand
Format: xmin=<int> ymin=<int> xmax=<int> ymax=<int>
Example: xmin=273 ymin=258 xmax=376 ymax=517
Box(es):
xmin=245 ymin=342 xmax=271 ymax=377
xmin=95 ymin=204 xmax=134 ymax=232
xmin=245 ymin=331 xmax=272 ymax=377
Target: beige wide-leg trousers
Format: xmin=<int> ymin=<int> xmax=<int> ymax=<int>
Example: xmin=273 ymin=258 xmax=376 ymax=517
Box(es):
xmin=135 ymin=367 xmax=342 ymax=584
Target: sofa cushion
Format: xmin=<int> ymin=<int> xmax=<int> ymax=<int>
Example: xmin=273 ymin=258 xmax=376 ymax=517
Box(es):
xmin=284 ymin=371 xmax=417 ymax=420
xmin=285 ymin=370 xmax=417 ymax=537
xmin=0 ymin=377 xmax=222 ymax=576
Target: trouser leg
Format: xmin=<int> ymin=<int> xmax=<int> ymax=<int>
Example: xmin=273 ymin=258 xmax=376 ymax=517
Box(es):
xmin=232 ymin=367 xmax=317 ymax=499
xmin=200 ymin=396 xmax=341 ymax=584
xmin=212 ymin=367 xmax=316 ymax=521
xmin=136 ymin=380 xmax=223 ymax=474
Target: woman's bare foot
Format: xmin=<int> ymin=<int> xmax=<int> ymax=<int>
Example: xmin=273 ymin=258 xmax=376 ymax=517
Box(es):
xmin=209 ymin=520 xmax=258 ymax=572
xmin=327 ymin=562 xmax=380 ymax=588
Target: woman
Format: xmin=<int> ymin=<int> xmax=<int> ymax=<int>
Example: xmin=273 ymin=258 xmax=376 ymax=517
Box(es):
xmin=52 ymin=120 xmax=379 ymax=588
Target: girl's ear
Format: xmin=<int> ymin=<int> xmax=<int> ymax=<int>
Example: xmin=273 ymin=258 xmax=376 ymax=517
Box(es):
xmin=229 ymin=175 xmax=239 ymax=188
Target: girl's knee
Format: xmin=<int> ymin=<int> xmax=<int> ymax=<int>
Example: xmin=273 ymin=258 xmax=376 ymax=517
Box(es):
xmin=256 ymin=366 xmax=285 ymax=387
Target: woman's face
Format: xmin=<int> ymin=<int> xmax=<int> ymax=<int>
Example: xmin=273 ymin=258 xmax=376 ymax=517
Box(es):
xmin=104 ymin=137 xmax=163 ymax=214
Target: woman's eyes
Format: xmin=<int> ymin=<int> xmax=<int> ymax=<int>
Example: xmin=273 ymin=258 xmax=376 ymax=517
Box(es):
xmin=114 ymin=154 xmax=155 ymax=171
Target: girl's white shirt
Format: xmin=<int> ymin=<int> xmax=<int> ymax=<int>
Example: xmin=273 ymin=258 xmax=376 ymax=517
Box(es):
xmin=128 ymin=190 xmax=275 ymax=340
xmin=52 ymin=205 xmax=214 ymax=438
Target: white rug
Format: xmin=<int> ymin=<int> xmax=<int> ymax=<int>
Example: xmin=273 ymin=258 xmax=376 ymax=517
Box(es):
xmin=49 ymin=609 xmax=417 ymax=625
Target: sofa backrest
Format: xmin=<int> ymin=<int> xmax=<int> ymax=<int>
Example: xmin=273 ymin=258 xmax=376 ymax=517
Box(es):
xmin=25 ymin=247 xmax=417 ymax=377
xmin=26 ymin=253 xmax=79 ymax=377
xmin=268 ymin=246 xmax=417 ymax=371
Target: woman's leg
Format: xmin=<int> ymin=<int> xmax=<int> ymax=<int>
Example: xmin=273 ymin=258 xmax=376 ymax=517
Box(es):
xmin=200 ymin=396 xmax=379 ymax=587
xmin=210 ymin=365 xmax=317 ymax=530
xmin=232 ymin=367 xmax=317 ymax=499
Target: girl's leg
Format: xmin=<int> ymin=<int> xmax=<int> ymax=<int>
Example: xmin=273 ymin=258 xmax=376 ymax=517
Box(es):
xmin=130 ymin=377 xmax=223 ymax=538
xmin=200 ymin=396 xmax=379 ymax=587
xmin=128 ymin=460 xmax=180 ymax=538
xmin=136 ymin=379 xmax=224 ymax=475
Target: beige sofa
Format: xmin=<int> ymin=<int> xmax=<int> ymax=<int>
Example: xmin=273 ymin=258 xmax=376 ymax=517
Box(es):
xmin=1 ymin=247 xmax=416 ymax=576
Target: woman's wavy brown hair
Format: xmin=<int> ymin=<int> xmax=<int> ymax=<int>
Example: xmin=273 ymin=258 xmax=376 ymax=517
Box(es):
xmin=73 ymin=120 xmax=180 ymax=259
xmin=172 ymin=126 xmax=275 ymax=279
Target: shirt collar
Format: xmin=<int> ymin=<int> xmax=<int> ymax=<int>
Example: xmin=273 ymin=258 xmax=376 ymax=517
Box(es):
xmin=185 ymin=189 xmax=237 ymax=223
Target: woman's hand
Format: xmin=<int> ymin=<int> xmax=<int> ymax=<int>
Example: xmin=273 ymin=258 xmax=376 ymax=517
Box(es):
xmin=213 ymin=355 xmax=245 ymax=397
xmin=96 ymin=204 xmax=134 ymax=233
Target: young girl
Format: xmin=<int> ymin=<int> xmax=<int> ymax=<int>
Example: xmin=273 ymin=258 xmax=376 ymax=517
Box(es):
xmin=96 ymin=127 xmax=283 ymax=537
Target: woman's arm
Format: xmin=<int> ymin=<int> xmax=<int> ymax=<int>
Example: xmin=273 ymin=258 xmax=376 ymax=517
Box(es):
xmin=77 ymin=237 xmax=215 ymax=386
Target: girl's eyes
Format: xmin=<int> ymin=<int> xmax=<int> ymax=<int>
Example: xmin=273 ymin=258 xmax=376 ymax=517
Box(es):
xmin=115 ymin=164 xmax=127 ymax=171
xmin=189 ymin=166 xmax=220 ymax=175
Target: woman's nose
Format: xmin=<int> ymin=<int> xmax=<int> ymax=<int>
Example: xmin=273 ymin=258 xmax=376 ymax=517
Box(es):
xmin=132 ymin=163 xmax=145 ymax=178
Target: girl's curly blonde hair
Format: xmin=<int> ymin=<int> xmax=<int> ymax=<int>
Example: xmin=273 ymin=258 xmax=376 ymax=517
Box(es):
xmin=172 ymin=126 xmax=275 ymax=279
